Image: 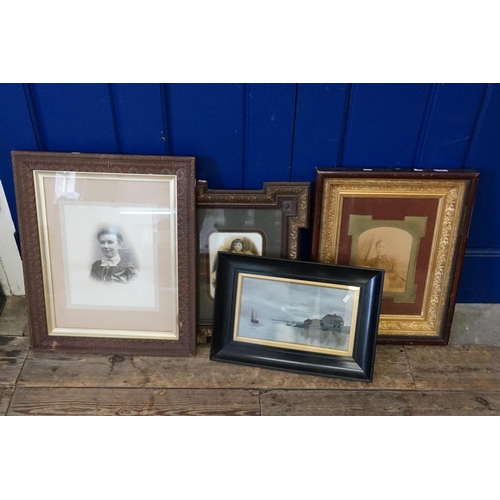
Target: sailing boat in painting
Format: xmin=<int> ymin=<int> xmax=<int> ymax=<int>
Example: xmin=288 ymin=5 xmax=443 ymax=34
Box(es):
xmin=250 ymin=309 xmax=259 ymax=324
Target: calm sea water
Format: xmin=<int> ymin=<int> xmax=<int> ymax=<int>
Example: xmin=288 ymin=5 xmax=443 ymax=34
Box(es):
xmin=237 ymin=318 xmax=350 ymax=352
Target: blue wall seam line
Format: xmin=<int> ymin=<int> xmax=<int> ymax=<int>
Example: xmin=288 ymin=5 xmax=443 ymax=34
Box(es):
xmin=288 ymin=84 xmax=299 ymax=182
xmin=159 ymin=84 xmax=173 ymax=155
xmin=461 ymin=83 xmax=492 ymax=168
xmin=242 ymin=83 xmax=250 ymax=189
xmin=337 ymin=83 xmax=353 ymax=167
xmin=465 ymin=248 xmax=500 ymax=257
xmin=412 ymin=83 xmax=440 ymax=168
xmin=107 ymin=84 xmax=123 ymax=154
xmin=22 ymin=84 xmax=46 ymax=151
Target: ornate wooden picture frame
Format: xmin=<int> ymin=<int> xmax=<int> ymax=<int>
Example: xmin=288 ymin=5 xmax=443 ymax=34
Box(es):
xmin=210 ymin=253 xmax=384 ymax=381
xmin=312 ymin=168 xmax=479 ymax=344
xmin=12 ymin=151 xmax=197 ymax=356
xmin=196 ymin=180 xmax=310 ymax=343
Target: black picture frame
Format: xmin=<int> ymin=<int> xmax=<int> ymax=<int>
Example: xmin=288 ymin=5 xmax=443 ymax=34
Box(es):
xmin=210 ymin=253 xmax=384 ymax=381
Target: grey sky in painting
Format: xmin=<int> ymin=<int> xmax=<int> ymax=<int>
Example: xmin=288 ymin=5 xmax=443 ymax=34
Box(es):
xmin=239 ymin=276 xmax=356 ymax=326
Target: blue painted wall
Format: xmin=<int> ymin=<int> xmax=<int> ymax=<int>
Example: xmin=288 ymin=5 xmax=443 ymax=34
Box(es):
xmin=0 ymin=83 xmax=497 ymax=302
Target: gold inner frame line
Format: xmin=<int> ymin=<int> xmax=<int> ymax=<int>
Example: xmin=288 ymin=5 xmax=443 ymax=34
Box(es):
xmin=33 ymin=170 xmax=179 ymax=340
xmin=233 ymin=272 xmax=360 ymax=357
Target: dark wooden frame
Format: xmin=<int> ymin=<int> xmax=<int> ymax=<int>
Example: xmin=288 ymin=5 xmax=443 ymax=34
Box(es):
xmin=210 ymin=252 xmax=384 ymax=381
xmin=196 ymin=180 xmax=310 ymax=343
xmin=311 ymin=167 xmax=479 ymax=345
xmin=12 ymin=151 xmax=197 ymax=356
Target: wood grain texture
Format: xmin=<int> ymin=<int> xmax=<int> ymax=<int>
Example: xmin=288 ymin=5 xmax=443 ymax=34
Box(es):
xmin=7 ymin=387 xmax=260 ymax=416
xmin=261 ymin=389 xmax=500 ymax=416
xmin=0 ymin=296 xmax=27 ymax=337
xmin=12 ymin=151 xmax=196 ymax=356
xmin=0 ymin=386 xmax=14 ymax=415
xmin=0 ymin=336 xmax=30 ymax=385
xmin=406 ymin=345 xmax=500 ymax=391
xmin=17 ymin=345 xmax=414 ymax=390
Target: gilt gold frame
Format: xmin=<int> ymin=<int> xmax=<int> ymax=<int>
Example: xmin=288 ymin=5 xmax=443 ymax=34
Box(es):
xmin=311 ymin=168 xmax=479 ymax=344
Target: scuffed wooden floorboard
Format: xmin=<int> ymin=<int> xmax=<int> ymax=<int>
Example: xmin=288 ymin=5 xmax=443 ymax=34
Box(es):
xmin=17 ymin=345 xmax=414 ymax=391
xmin=261 ymin=389 xmax=500 ymax=416
xmin=0 ymin=297 xmax=27 ymax=337
xmin=0 ymin=386 xmax=14 ymax=415
xmin=0 ymin=336 xmax=30 ymax=385
xmin=405 ymin=345 xmax=500 ymax=391
xmin=7 ymin=387 xmax=260 ymax=416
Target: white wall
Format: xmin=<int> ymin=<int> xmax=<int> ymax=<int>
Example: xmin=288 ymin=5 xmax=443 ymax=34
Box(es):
xmin=0 ymin=181 xmax=24 ymax=295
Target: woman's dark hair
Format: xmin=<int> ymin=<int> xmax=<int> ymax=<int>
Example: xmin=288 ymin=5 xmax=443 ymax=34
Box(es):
xmin=229 ymin=238 xmax=245 ymax=251
xmin=96 ymin=227 xmax=123 ymax=243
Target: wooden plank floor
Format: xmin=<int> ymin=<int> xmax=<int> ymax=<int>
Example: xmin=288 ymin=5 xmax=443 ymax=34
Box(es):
xmin=1 ymin=338 xmax=499 ymax=415
xmin=1 ymin=297 xmax=499 ymax=416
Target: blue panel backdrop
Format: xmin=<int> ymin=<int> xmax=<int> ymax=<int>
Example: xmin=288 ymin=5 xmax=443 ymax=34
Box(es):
xmin=167 ymin=83 xmax=245 ymax=188
xmin=291 ymin=83 xmax=349 ymax=179
xmin=0 ymin=83 xmax=498 ymax=302
xmin=33 ymin=83 xmax=119 ymax=153
xmin=460 ymin=84 xmax=500 ymax=302
xmin=111 ymin=84 xmax=166 ymax=155
xmin=243 ymin=83 xmax=296 ymax=188
xmin=0 ymin=84 xmax=39 ymax=229
xmin=342 ymin=83 xmax=431 ymax=167
xmin=412 ymin=84 xmax=487 ymax=168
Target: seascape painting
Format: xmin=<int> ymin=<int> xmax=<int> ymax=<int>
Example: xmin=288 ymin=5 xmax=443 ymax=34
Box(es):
xmin=234 ymin=274 xmax=359 ymax=355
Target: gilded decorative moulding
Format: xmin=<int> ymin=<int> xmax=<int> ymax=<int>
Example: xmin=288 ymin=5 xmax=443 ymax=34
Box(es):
xmin=196 ymin=181 xmax=310 ymax=342
xmin=312 ymin=169 xmax=479 ymax=344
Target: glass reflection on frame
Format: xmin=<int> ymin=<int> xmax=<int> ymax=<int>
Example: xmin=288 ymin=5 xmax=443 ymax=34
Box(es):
xmin=234 ymin=273 xmax=359 ymax=356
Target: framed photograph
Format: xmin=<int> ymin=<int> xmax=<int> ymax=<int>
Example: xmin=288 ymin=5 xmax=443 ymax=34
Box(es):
xmin=312 ymin=168 xmax=479 ymax=344
xmin=12 ymin=151 xmax=196 ymax=356
xmin=210 ymin=253 xmax=384 ymax=381
xmin=196 ymin=180 xmax=310 ymax=342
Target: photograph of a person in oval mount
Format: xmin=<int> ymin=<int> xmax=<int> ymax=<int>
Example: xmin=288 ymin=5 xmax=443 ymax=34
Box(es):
xmin=209 ymin=232 xmax=263 ymax=298
xmin=363 ymin=239 xmax=405 ymax=289
xmin=227 ymin=237 xmax=254 ymax=254
xmin=356 ymin=229 xmax=410 ymax=293
xmin=89 ymin=226 xmax=138 ymax=284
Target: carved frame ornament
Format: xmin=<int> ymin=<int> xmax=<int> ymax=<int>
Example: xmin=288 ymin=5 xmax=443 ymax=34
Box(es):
xmin=312 ymin=168 xmax=479 ymax=344
xmin=12 ymin=151 xmax=197 ymax=356
xmin=196 ymin=180 xmax=310 ymax=342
